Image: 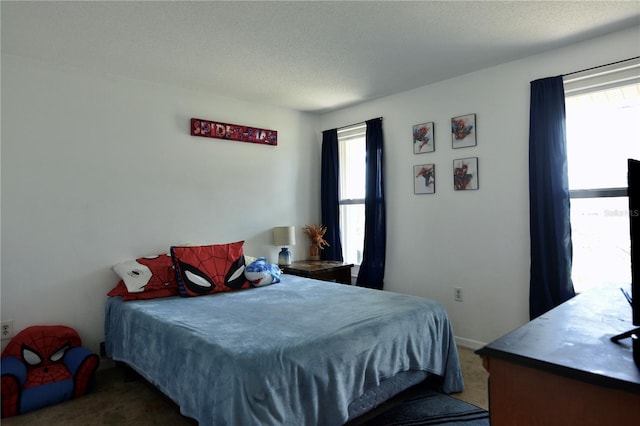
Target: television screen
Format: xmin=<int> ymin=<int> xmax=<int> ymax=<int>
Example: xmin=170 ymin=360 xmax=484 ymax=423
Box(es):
xmin=629 ymin=158 xmax=639 ymax=326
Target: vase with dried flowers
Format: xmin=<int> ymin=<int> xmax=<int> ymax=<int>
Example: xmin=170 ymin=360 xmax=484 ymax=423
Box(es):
xmin=302 ymin=224 xmax=329 ymax=261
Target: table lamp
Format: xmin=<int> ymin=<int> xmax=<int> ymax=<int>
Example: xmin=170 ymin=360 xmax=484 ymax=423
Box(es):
xmin=273 ymin=226 xmax=295 ymax=266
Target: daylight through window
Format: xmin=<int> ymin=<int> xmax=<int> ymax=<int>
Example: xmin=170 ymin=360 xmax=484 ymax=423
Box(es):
xmin=337 ymin=124 xmax=366 ymax=268
xmin=564 ymin=58 xmax=640 ymax=293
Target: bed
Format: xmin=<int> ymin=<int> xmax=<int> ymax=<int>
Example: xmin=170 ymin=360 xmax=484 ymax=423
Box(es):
xmin=105 ymin=274 xmax=464 ymax=425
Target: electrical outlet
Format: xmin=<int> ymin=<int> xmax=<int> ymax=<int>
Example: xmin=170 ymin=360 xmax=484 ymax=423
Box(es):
xmin=1 ymin=320 xmax=14 ymax=340
xmin=454 ymin=288 xmax=464 ymax=302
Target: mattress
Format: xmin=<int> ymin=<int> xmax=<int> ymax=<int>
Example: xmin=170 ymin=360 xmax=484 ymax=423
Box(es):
xmin=105 ymin=275 xmax=464 ymax=425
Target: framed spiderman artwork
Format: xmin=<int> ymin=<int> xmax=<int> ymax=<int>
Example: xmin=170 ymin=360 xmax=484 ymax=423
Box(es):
xmin=414 ymin=163 xmax=435 ymax=194
xmin=413 ymin=121 xmax=435 ymax=154
xmin=451 ymin=113 xmax=476 ymax=149
xmin=453 ymin=157 xmax=479 ymax=191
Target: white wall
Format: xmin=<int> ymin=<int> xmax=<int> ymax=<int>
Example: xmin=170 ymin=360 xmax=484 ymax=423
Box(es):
xmin=2 ymin=26 xmax=638 ymax=357
xmin=318 ymin=26 xmax=640 ymax=348
xmin=1 ymin=55 xmax=319 ymax=354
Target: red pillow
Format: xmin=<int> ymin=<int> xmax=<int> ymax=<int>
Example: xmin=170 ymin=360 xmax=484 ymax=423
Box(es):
xmin=107 ymin=280 xmax=128 ymax=297
xmin=170 ymin=241 xmax=249 ymax=297
xmin=110 ymin=254 xmax=179 ymax=301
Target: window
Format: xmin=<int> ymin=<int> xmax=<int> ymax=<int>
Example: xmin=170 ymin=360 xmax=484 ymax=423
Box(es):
xmin=564 ymin=58 xmax=640 ymax=293
xmin=337 ymin=124 xmax=366 ymax=268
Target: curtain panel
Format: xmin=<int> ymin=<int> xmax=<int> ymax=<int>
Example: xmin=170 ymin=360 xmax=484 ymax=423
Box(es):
xmin=528 ymin=76 xmax=575 ymax=319
xmin=320 ymin=129 xmax=344 ymax=261
xmin=356 ymin=118 xmax=386 ymax=289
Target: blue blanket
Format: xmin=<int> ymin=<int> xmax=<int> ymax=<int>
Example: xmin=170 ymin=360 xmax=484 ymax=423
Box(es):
xmin=105 ymin=275 xmax=463 ymax=425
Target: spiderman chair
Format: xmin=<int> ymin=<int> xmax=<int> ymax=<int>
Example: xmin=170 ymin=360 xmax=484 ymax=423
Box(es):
xmin=1 ymin=325 xmax=99 ymax=418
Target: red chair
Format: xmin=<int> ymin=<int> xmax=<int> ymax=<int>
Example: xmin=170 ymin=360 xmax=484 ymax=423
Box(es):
xmin=1 ymin=325 xmax=99 ymax=418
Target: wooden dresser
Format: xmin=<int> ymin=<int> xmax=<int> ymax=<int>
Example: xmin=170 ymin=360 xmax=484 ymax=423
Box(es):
xmin=476 ymin=285 xmax=640 ymax=426
xmin=282 ymin=260 xmax=353 ymax=284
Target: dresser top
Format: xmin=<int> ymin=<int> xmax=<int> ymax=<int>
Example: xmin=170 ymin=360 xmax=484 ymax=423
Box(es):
xmin=284 ymin=260 xmax=353 ymax=273
xmin=476 ymin=285 xmax=640 ymax=393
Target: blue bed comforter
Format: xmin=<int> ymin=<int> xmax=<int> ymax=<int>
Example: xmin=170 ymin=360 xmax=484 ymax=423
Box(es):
xmin=105 ymin=275 xmax=463 ymax=425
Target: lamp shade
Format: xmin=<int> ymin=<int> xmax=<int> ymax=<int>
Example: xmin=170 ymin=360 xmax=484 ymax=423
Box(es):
xmin=273 ymin=226 xmax=296 ymax=246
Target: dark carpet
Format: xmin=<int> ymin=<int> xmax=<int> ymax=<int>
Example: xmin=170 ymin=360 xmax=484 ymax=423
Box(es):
xmin=362 ymin=388 xmax=489 ymax=426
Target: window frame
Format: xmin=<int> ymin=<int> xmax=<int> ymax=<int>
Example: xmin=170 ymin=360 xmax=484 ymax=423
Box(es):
xmin=564 ymin=57 xmax=639 ymax=293
xmin=337 ymin=123 xmax=367 ymax=270
xmin=570 ymin=188 xmax=627 ymax=199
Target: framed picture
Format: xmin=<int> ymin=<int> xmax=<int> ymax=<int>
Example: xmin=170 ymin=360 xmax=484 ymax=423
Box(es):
xmin=451 ymin=114 xmax=476 ymax=149
xmin=413 ymin=122 xmax=434 ymax=153
xmin=414 ymin=164 xmax=435 ymax=194
xmin=453 ymin=157 xmax=478 ymax=190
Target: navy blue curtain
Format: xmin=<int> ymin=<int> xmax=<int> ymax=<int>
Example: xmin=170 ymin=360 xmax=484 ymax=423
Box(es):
xmin=356 ymin=118 xmax=386 ymax=289
xmin=320 ymin=129 xmax=344 ymax=261
xmin=529 ymin=76 xmax=575 ymax=319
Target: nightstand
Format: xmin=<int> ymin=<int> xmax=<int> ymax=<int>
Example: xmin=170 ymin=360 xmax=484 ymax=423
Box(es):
xmin=282 ymin=260 xmax=354 ymax=284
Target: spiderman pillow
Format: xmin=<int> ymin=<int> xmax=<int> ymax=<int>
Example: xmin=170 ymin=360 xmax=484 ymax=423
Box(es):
xmin=1 ymin=325 xmax=99 ymax=418
xmin=170 ymin=241 xmax=250 ymax=297
xmin=109 ymin=253 xmax=179 ymax=301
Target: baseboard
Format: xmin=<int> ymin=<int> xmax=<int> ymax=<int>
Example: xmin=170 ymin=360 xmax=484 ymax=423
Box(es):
xmin=455 ymin=336 xmax=486 ymax=351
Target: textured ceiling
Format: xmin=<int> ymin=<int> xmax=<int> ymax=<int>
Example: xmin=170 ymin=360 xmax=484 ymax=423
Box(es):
xmin=2 ymin=1 xmax=639 ymax=113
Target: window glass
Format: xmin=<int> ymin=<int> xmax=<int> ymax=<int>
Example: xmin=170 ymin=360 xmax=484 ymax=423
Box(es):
xmin=566 ymin=84 xmax=640 ymax=190
xmin=337 ymin=125 xmax=366 ymax=266
xmin=566 ymin=79 xmax=639 ymax=293
xmin=340 ymin=204 xmax=365 ymax=265
xmin=338 ymin=129 xmax=366 ymax=200
xmin=570 ymin=197 xmax=631 ymax=293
